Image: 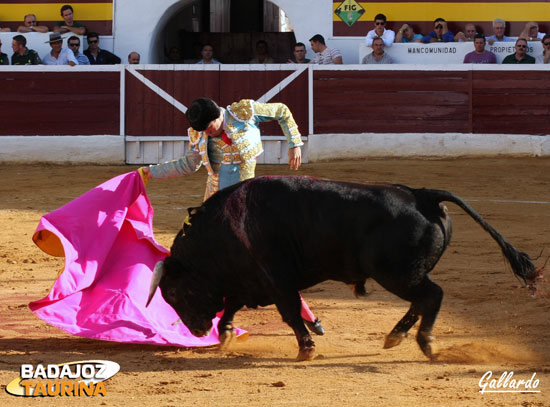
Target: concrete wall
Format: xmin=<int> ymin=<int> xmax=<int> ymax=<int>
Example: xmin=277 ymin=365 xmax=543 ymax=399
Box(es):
xmin=1 ymin=136 xmax=125 ymax=164
xmin=309 ymin=133 xmax=550 ymax=161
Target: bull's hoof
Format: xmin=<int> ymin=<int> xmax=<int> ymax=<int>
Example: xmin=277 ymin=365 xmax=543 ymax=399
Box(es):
xmin=218 ymin=326 xmax=235 ymax=349
xmin=296 ymin=346 xmax=315 ymax=362
xmin=383 ymin=331 xmax=407 ymax=349
xmin=417 ymin=331 xmax=436 ymax=360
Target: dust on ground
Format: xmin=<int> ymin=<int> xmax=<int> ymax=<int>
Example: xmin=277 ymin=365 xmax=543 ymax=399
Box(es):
xmin=1 ymin=158 xmax=549 ymax=407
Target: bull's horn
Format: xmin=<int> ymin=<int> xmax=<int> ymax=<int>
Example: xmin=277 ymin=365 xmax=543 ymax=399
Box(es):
xmin=146 ymin=261 xmax=165 ymax=307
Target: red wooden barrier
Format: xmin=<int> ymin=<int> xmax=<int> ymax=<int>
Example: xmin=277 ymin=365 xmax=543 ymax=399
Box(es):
xmin=0 ymin=71 xmax=119 ymax=136
xmin=1 ymin=67 xmax=549 ymax=138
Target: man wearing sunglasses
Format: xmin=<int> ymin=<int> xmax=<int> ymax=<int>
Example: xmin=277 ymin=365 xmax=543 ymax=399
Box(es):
xmin=67 ymin=35 xmax=90 ymax=65
xmin=84 ymin=32 xmax=121 ymax=64
xmin=365 ymin=13 xmax=395 ymax=47
xmin=502 ymin=38 xmax=535 ymax=64
xmin=536 ymin=34 xmax=550 ymax=64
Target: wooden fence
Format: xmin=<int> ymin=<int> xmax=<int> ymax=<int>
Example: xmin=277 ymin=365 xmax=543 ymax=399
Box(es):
xmin=1 ymin=65 xmax=549 ymax=143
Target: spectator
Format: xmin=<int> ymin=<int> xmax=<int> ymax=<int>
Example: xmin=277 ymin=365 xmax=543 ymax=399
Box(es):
xmin=486 ymin=19 xmax=514 ymax=45
xmin=11 ymin=34 xmax=41 ymax=65
xmin=0 ymin=25 xmax=10 ymax=32
xmin=17 ymin=14 xmax=49 ymax=33
xmin=395 ymin=24 xmax=422 ymax=43
xmin=536 ymin=34 xmax=550 ymax=64
xmin=463 ymin=34 xmax=497 ymax=63
xmin=250 ymin=40 xmax=275 ymax=63
xmin=361 ymin=37 xmax=394 ymax=64
xmin=0 ymin=40 xmax=8 ymax=64
xmin=519 ymin=21 xmax=546 ymax=41
xmin=288 ymin=42 xmax=310 ymax=63
xmin=128 ymin=51 xmax=140 ymax=64
xmin=422 ymin=18 xmax=455 ymax=43
xmin=166 ymin=46 xmax=184 ymax=63
xmin=42 ymin=32 xmax=77 ymax=65
xmin=502 ymin=38 xmax=535 ymax=64
xmin=309 ymin=34 xmax=343 ymax=64
xmin=67 ymin=35 xmax=90 ymax=65
xmin=84 ymin=32 xmax=121 ymax=64
xmin=54 ymin=5 xmax=86 ymax=36
xmin=196 ymin=43 xmax=221 ymax=64
xmin=455 ymin=23 xmax=477 ymax=42
xmin=365 ymin=13 xmax=395 ymax=47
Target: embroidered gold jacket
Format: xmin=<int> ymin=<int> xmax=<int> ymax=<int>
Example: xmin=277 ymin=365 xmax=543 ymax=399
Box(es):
xmin=149 ymin=99 xmax=303 ymax=200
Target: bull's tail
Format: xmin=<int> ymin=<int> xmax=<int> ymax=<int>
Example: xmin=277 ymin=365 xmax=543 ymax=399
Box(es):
xmin=415 ymin=188 xmax=539 ymax=286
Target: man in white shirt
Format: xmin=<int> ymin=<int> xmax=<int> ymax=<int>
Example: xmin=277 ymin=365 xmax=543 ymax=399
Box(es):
xmin=365 ymin=13 xmax=395 ymax=47
xmin=309 ymin=34 xmax=343 ymax=64
xmin=42 ymin=32 xmax=78 ymax=66
xmin=196 ymin=43 xmax=221 ymax=64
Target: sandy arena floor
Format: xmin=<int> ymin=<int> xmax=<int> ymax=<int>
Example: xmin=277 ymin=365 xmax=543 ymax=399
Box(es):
xmin=1 ymin=158 xmax=549 ymax=407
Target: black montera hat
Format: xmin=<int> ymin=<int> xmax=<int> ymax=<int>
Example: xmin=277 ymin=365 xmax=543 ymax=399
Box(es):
xmin=186 ymin=98 xmax=221 ymax=131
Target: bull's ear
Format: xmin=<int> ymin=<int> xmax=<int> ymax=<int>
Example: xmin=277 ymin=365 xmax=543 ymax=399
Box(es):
xmin=146 ymin=261 xmax=165 ymax=307
xmin=187 ymin=206 xmax=204 ymax=216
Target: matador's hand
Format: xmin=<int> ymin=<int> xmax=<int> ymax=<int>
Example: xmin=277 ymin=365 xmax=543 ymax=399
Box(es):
xmin=138 ymin=167 xmax=151 ymax=186
xmin=288 ymin=147 xmax=302 ymax=171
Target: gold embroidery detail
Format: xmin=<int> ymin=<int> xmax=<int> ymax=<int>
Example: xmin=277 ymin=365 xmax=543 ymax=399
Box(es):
xmin=228 ymin=99 xmax=254 ymax=122
xmin=240 ymin=143 xmax=263 ymax=162
xmin=239 ymin=160 xmax=256 ymax=181
xmin=188 ymin=128 xmax=201 ymax=145
xmin=204 ymin=173 xmax=219 ymax=201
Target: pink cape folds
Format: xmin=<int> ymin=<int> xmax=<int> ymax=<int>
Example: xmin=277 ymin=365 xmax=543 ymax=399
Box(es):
xmin=29 ymin=171 xmax=245 ymax=347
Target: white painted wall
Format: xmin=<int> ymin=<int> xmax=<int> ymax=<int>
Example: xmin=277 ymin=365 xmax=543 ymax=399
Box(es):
xmin=271 ymin=0 xmax=363 ymax=64
xmin=109 ymin=0 xmax=364 ymax=64
xmin=1 ymin=136 xmax=125 ymax=164
xmin=309 ymin=133 xmax=550 ymax=161
xmin=113 ymin=0 xmax=182 ymax=64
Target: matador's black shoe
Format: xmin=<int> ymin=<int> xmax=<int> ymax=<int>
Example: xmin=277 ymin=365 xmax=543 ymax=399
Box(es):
xmin=304 ymin=318 xmax=325 ymax=335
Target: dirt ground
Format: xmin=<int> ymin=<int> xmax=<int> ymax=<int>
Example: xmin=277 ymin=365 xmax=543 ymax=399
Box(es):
xmin=1 ymin=158 xmax=549 ymax=407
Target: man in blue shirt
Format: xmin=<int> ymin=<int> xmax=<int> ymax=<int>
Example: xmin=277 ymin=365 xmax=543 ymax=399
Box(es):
xmin=422 ymin=18 xmax=455 ymax=43
xmin=486 ymin=18 xmax=514 ymax=45
xmin=67 ymin=35 xmax=90 ymax=65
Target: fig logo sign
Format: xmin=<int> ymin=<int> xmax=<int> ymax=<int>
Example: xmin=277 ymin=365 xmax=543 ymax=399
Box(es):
xmin=6 ymin=360 xmax=120 ymax=397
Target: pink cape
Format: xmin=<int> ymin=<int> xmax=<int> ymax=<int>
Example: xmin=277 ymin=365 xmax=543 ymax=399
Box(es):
xmin=29 ymin=171 xmax=245 ymax=347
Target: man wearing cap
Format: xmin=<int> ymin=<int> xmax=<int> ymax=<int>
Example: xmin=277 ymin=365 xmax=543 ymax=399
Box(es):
xmin=140 ymin=98 xmax=303 ymax=199
xmin=138 ymin=98 xmax=325 ymax=336
xmin=42 ymin=32 xmax=78 ymax=66
xmin=11 ymin=34 xmax=41 ymax=65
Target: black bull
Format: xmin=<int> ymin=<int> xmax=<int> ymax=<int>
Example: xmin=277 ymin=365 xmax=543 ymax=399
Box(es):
xmin=147 ymin=176 xmax=540 ymax=361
